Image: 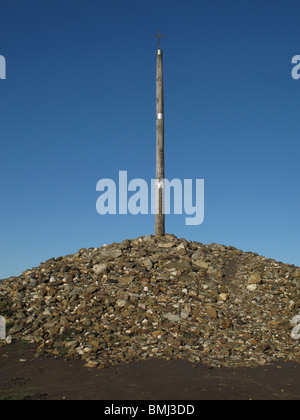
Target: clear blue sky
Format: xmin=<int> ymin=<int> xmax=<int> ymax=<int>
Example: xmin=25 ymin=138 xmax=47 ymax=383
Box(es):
xmin=0 ymin=0 xmax=299 ymax=278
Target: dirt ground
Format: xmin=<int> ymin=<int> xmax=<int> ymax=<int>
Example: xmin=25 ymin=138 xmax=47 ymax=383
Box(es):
xmin=0 ymin=342 xmax=299 ymax=400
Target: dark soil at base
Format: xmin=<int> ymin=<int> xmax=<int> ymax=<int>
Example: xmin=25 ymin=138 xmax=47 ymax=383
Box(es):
xmin=0 ymin=342 xmax=299 ymax=400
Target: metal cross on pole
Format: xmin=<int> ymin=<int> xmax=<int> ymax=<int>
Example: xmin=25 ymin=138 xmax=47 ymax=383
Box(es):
xmin=154 ymin=32 xmax=166 ymax=236
xmin=154 ymin=30 xmax=166 ymax=50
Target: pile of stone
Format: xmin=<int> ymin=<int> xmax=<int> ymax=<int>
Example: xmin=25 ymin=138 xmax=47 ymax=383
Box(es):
xmin=0 ymin=234 xmax=299 ymax=369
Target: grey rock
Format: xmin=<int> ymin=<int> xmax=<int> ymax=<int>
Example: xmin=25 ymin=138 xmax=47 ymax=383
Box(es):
xmin=163 ymin=313 xmax=181 ymax=322
xmin=142 ymin=257 xmax=153 ymax=271
xmin=99 ymin=249 xmax=122 ymax=260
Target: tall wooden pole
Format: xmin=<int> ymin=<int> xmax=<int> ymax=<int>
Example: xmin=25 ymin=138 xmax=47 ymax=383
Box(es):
xmin=155 ymin=37 xmax=165 ymax=237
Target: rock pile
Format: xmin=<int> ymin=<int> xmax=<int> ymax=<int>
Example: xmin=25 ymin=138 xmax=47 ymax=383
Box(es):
xmin=0 ymin=234 xmax=299 ymax=368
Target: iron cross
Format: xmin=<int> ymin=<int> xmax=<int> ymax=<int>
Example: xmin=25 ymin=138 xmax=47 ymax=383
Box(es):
xmin=154 ymin=30 xmax=166 ymax=49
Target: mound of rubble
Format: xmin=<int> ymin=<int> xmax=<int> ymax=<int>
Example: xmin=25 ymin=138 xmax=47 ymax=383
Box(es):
xmin=0 ymin=234 xmax=299 ymax=368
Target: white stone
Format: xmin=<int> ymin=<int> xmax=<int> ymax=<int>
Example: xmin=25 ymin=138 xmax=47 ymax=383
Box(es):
xmin=247 ymin=284 xmax=257 ymax=292
xmin=180 ymin=311 xmax=189 ymax=320
xmin=93 ymin=263 xmax=107 ymax=275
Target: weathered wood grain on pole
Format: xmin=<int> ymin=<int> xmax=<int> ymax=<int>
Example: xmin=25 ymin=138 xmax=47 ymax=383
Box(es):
xmin=155 ymin=48 xmax=165 ymax=236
